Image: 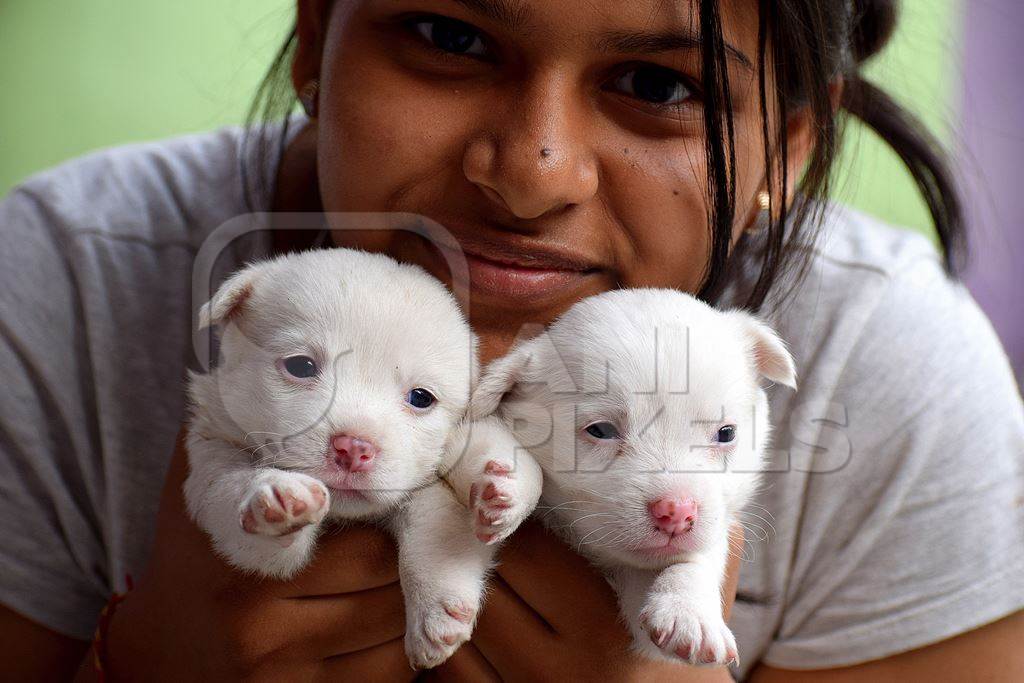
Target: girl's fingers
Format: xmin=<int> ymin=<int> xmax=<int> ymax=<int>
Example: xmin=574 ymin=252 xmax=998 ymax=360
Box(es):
xmin=423 ymin=641 xmax=502 ymax=682
xmin=280 ymin=582 xmax=407 ymax=660
xmin=723 ymin=523 xmax=745 ymax=620
xmin=492 ymin=520 xmax=622 ymax=630
xmin=278 ymin=524 xmax=400 ymax=597
xmin=470 ymin=573 xmax=560 ymax=679
xmin=318 ymin=636 xmax=416 ymax=682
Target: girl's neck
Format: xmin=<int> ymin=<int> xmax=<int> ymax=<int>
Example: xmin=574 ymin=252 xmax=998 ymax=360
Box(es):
xmin=270 ymin=121 xmax=324 ymax=255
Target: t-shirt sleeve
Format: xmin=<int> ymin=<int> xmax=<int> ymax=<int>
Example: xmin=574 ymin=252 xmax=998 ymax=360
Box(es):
xmin=0 ymin=187 xmax=110 ymax=640
xmin=762 ymin=252 xmax=1024 ymax=669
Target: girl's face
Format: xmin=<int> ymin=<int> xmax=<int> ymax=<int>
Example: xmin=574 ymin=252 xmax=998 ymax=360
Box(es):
xmin=295 ymin=0 xmax=785 ymax=360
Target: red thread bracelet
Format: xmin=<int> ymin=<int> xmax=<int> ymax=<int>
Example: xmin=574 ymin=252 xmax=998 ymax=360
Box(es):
xmin=92 ymin=574 xmax=134 ymax=682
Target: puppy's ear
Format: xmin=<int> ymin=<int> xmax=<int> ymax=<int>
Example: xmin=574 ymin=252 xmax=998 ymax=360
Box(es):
xmin=198 ymin=265 xmax=261 ymax=330
xmin=470 ymin=339 xmax=537 ymax=420
xmin=731 ymin=312 xmax=797 ymax=390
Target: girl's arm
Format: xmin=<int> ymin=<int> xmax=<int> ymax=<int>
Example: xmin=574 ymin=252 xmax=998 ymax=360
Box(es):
xmin=0 ymin=606 xmax=89 ymax=681
xmin=749 ymin=610 xmax=1024 ymax=682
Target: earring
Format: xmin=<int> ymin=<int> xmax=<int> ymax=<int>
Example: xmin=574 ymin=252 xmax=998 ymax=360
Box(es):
xmin=746 ymin=190 xmax=771 ymax=233
xmin=298 ymin=78 xmax=320 ymax=118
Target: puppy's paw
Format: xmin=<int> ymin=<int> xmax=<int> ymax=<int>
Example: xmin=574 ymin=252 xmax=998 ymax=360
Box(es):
xmin=469 ymin=459 xmax=530 ymax=545
xmin=639 ymin=592 xmax=738 ymax=667
xmin=240 ymin=471 xmax=329 ymax=542
xmin=404 ymin=593 xmax=478 ymax=670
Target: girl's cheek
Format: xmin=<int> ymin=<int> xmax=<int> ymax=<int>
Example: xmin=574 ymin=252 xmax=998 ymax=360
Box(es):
xmin=317 ymin=24 xmax=467 ymax=211
xmin=598 ymin=141 xmax=714 ymax=292
xmin=596 ymin=112 xmax=769 ymax=293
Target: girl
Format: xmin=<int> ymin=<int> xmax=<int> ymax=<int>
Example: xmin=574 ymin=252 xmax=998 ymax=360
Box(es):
xmin=1 ymin=0 xmax=1021 ymax=680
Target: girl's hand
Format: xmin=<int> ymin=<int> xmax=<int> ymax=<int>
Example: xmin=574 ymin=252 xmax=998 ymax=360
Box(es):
xmin=87 ymin=427 xmax=413 ymax=681
xmin=425 ymin=521 xmax=744 ymax=682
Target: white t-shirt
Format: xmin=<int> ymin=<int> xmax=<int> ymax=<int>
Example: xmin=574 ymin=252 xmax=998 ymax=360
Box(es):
xmin=0 ymin=121 xmax=1021 ymax=678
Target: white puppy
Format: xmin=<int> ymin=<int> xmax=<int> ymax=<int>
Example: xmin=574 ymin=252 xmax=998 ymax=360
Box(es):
xmin=184 ymin=248 xmax=541 ymax=669
xmin=471 ymin=288 xmax=796 ymax=667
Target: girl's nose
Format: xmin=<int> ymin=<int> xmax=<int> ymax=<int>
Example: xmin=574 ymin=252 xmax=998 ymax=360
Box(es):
xmin=463 ymin=77 xmax=598 ymax=219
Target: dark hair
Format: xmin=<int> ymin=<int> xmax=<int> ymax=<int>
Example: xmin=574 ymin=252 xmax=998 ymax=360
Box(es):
xmin=244 ymin=0 xmax=966 ymax=313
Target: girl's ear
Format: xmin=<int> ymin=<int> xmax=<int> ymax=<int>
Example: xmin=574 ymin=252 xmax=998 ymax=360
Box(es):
xmin=292 ymin=0 xmax=332 ymax=92
xmin=730 ymin=312 xmax=798 ymax=390
xmin=470 ymin=339 xmax=538 ymax=420
xmin=198 ymin=265 xmax=261 ymax=330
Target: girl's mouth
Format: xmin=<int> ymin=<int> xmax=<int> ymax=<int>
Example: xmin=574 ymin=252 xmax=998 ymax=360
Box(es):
xmin=422 ymin=230 xmax=603 ymax=305
xmin=460 ymin=248 xmax=595 ymax=303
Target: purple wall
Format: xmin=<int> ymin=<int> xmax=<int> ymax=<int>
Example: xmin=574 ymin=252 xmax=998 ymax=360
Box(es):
xmin=958 ymin=1 xmax=1024 ymax=388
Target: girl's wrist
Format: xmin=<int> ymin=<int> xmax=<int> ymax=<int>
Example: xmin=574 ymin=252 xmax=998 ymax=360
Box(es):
xmin=73 ymin=643 xmax=101 ymax=683
xmin=75 ymin=576 xmax=135 ymax=682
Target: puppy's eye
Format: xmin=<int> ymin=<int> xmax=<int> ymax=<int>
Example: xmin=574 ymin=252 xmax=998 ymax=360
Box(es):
xmin=716 ymin=425 xmax=737 ymax=444
xmin=407 ymin=388 xmax=437 ymax=410
xmin=584 ymin=422 xmax=620 ymax=440
xmin=281 ymin=355 xmax=318 ymax=379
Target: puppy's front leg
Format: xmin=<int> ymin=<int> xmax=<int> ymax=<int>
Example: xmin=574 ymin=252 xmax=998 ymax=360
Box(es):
xmin=440 ymin=416 xmax=543 ymax=544
xmin=184 ymin=430 xmax=329 ymax=579
xmin=615 ymin=540 xmax=738 ymax=667
xmin=391 ymin=482 xmax=496 ymax=670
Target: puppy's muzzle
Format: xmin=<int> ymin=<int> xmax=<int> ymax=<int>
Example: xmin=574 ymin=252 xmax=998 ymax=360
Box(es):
xmin=331 ymin=434 xmax=379 ymax=472
xmin=648 ymin=496 xmax=698 ymax=535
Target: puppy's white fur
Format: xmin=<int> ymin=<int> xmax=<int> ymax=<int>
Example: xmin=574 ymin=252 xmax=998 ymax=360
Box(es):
xmin=184 ymin=248 xmax=541 ymax=669
xmin=472 ymin=288 xmax=796 ymax=667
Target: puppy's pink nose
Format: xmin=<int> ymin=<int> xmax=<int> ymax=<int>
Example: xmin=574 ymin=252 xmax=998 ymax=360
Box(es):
xmin=331 ymin=434 xmax=378 ymax=472
xmin=648 ymin=497 xmax=698 ymax=535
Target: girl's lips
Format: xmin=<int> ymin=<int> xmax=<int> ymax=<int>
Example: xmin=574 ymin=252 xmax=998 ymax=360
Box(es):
xmin=461 ymin=250 xmax=593 ymax=303
xmin=403 ymin=223 xmax=604 ymax=304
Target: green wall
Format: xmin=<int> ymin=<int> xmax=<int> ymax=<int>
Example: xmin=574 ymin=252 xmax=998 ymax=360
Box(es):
xmin=0 ymin=0 xmax=292 ymax=192
xmin=837 ymin=0 xmax=961 ymax=236
xmin=0 ymin=1 xmax=959 ymax=236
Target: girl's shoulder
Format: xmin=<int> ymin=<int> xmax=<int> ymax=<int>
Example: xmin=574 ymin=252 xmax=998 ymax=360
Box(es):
xmin=763 ymin=202 xmax=1014 ymax=397
xmin=731 ymin=204 xmax=1024 ymax=675
xmin=0 ymin=124 xmax=275 ymax=640
xmin=3 ymin=123 xmax=273 ymax=248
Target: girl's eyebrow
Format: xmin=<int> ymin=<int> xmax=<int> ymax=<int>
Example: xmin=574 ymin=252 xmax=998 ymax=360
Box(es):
xmin=450 ymin=0 xmax=531 ymax=31
xmin=448 ymin=0 xmax=752 ymax=72
xmin=596 ymin=29 xmax=753 ymax=71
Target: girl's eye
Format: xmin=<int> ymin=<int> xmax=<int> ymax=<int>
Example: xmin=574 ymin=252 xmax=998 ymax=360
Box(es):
xmin=584 ymin=421 xmax=621 ymax=440
xmin=281 ymin=355 xmax=318 ymax=379
xmin=407 ymin=387 xmax=437 ymax=410
xmin=716 ymin=425 xmax=737 ymax=444
xmin=412 ymin=16 xmax=487 ymax=57
xmin=610 ymin=65 xmax=694 ymax=106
